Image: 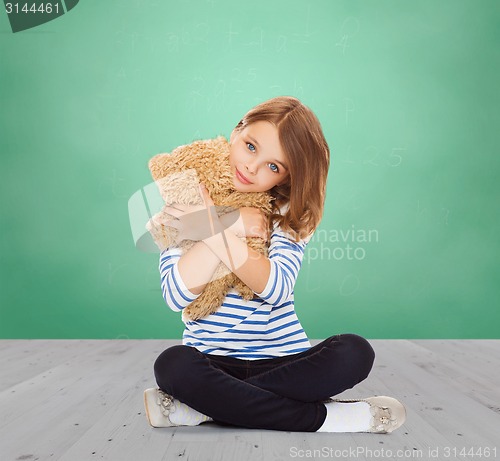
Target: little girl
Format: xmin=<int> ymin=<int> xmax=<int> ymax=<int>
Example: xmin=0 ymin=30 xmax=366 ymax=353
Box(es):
xmin=144 ymin=96 xmax=406 ymax=433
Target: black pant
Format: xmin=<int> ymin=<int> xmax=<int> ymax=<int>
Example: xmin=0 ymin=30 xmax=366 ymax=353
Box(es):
xmin=154 ymin=333 xmax=375 ymax=432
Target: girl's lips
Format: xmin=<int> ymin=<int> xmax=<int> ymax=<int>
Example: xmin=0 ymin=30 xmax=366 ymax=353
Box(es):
xmin=236 ymin=168 xmax=253 ymax=185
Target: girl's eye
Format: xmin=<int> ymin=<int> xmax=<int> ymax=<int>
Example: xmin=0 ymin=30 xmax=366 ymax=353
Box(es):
xmin=247 ymin=142 xmax=256 ymax=152
xmin=268 ymin=163 xmax=279 ymax=173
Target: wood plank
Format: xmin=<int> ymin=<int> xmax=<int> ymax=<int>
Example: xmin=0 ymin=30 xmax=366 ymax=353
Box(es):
xmin=371 ymin=340 xmax=500 ymax=457
xmin=57 ymin=371 xmax=174 ymax=461
xmin=162 ymin=426 xmax=263 ymax=461
xmin=413 ymin=340 xmax=500 ymax=380
xmin=57 ymin=341 xmax=264 ymax=461
xmin=406 ymin=340 xmax=500 ymax=413
xmin=0 ymin=340 xmax=107 ymax=391
xmin=1 ymin=341 xmax=162 ymax=460
xmin=1 ymin=339 xmax=499 ymax=461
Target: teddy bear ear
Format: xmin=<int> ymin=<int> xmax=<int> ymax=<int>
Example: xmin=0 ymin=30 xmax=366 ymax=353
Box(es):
xmin=148 ymin=153 xmax=170 ymax=180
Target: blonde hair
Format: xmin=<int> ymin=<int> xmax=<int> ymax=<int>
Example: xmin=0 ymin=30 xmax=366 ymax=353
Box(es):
xmin=233 ymin=96 xmax=330 ymax=242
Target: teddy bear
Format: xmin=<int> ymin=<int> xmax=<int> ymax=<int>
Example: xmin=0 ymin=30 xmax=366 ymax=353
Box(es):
xmin=146 ymin=136 xmax=274 ymax=321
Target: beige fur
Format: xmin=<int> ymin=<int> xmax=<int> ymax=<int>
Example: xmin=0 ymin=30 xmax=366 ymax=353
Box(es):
xmin=146 ymin=136 xmax=273 ymax=321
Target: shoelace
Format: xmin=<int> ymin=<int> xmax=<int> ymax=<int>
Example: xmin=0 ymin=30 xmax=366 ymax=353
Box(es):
xmin=156 ymin=390 xmax=176 ymax=417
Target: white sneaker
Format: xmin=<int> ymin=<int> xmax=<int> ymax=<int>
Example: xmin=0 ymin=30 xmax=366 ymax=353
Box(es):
xmin=143 ymin=388 xmax=212 ymax=428
xmin=330 ymin=396 xmax=407 ymax=434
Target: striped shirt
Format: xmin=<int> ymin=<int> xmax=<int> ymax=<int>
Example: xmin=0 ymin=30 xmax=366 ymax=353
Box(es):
xmin=159 ymin=226 xmax=313 ymax=359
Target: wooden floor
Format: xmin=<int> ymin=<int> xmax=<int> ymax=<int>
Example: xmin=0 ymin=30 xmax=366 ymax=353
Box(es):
xmin=0 ymin=340 xmax=499 ymax=461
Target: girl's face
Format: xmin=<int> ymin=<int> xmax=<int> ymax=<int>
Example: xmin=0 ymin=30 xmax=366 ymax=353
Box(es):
xmin=229 ymin=121 xmax=289 ymax=193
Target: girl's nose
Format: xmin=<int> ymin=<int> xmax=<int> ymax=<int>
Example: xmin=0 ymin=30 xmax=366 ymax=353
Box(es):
xmin=245 ymin=161 xmax=257 ymax=175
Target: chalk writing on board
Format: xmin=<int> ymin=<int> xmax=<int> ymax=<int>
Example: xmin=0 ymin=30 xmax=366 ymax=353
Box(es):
xmin=194 ymin=22 xmax=209 ymax=44
xmin=165 ymin=32 xmax=180 ymax=53
xmin=364 ymin=146 xmax=380 ymax=166
xmin=187 ymin=75 xmax=205 ymax=113
xmin=304 ymin=262 xmax=321 ymax=293
xmin=345 ymin=186 xmax=361 ymax=212
xmin=336 ymin=17 xmax=360 ymax=54
xmin=416 ymin=200 xmax=451 ymax=226
xmin=108 ymin=262 xmax=132 ymax=286
xmin=441 ymin=208 xmax=450 ymax=226
xmin=339 ymin=273 xmax=360 ymax=296
xmin=116 ymin=67 xmax=127 ymax=80
xmin=292 ymin=3 xmax=313 ymax=45
xmin=303 ymin=271 xmax=363 ymax=297
xmin=268 ymin=78 xmax=305 ymax=100
xmin=190 ymin=130 xmax=202 ymax=140
xmin=388 ymin=148 xmax=406 ymax=167
xmin=243 ymin=27 xmax=265 ymax=52
xmin=416 ymin=200 xmax=428 ymax=223
xmin=343 ymin=146 xmax=355 ymax=165
xmin=293 ymin=79 xmax=304 ymax=100
xmin=276 ymin=35 xmax=287 ymax=53
xmin=344 ymin=98 xmax=354 ymax=127
xmin=186 ymin=75 xmax=235 ymax=113
xmin=230 ymin=68 xmax=257 ymax=83
xmin=206 ymin=79 xmax=227 ymax=112
xmin=226 ymin=22 xmax=238 ymax=48
xmin=342 ymin=146 xmax=406 ymax=167
xmin=248 ymin=68 xmax=257 ymax=82
xmin=99 ymin=169 xmax=128 ymax=198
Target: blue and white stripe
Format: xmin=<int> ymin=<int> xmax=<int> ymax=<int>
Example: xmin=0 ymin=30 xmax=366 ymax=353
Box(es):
xmin=159 ymin=227 xmax=313 ymax=360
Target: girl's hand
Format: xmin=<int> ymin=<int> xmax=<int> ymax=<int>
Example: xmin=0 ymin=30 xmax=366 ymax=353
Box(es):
xmin=162 ymin=184 xmax=224 ymax=243
xmin=222 ymin=207 xmax=269 ymax=241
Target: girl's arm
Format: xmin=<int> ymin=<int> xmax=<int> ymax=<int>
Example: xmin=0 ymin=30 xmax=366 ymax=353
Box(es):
xmin=177 ymin=220 xmax=311 ymax=305
xmin=201 ymin=229 xmax=270 ymax=294
xmin=161 ymin=184 xmax=271 ymax=295
xmin=159 ymin=247 xmax=203 ymax=312
xmin=202 ymin=226 xmax=312 ymax=306
xmin=177 ymin=239 xmax=232 ymax=295
xmin=161 ymin=184 xmax=309 ymax=305
xmin=160 ymin=225 xmax=310 ymax=312
xmin=176 ymin=208 xmax=270 ymax=295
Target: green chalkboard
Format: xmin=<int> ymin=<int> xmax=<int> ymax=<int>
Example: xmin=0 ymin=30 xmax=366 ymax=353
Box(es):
xmin=1 ymin=0 xmax=499 ymax=339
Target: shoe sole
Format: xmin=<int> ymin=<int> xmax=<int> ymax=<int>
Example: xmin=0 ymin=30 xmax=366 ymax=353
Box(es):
xmin=143 ymin=389 xmax=155 ymax=427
